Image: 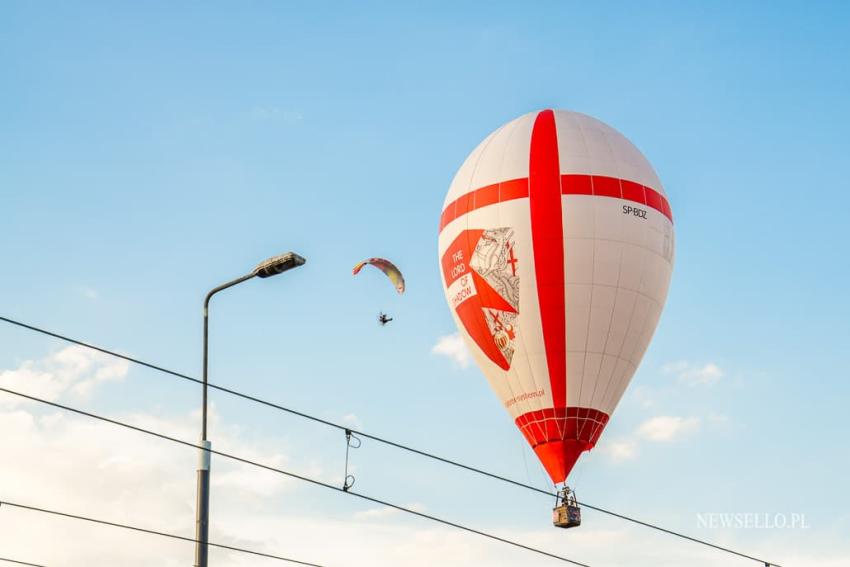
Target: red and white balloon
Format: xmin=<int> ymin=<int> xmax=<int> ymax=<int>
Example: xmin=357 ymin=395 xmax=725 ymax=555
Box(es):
xmin=438 ymin=109 xmax=674 ymax=484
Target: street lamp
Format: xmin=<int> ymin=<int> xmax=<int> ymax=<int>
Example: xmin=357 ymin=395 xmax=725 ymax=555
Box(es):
xmin=195 ymin=252 xmax=305 ymax=567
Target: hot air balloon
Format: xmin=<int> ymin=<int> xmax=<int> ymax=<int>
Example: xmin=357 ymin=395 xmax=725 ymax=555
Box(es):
xmin=438 ymin=110 xmax=674 ymax=522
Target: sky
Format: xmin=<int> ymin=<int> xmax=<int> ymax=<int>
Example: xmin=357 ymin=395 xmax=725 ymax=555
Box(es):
xmin=1 ymin=1 xmax=848 ymax=566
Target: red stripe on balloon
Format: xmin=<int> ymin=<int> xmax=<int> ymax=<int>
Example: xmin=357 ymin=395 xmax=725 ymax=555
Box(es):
xmin=438 ymin=174 xmax=672 ymax=232
xmin=529 ymin=110 xmax=567 ymax=409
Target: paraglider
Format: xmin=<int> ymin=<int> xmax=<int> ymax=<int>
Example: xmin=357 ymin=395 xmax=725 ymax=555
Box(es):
xmin=353 ymin=257 xmax=405 ymax=325
xmin=352 ymin=258 xmax=405 ymax=294
xmin=438 ymin=109 xmax=674 ymax=526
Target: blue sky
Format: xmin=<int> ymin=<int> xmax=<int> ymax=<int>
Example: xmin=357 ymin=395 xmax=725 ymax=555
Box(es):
xmin=1 ymin=2 xmax=848 ymax=566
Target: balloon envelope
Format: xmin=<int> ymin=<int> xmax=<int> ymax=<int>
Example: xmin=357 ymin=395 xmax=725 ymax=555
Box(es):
xmin=438 ymin=109 xmax=674 ymax=484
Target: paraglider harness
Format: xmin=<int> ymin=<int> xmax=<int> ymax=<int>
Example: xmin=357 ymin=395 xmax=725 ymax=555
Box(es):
xmin=552 ymin=486 xmax=581 ymax=528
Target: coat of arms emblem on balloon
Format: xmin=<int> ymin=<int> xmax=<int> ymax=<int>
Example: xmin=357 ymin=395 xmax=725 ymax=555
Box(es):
xmin=441 ymin=228 xmax=520 ymax=370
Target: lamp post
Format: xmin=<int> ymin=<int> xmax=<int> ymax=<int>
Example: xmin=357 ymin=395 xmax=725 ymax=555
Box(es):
xmin=195 ymin=252 xmax=305 ymax=567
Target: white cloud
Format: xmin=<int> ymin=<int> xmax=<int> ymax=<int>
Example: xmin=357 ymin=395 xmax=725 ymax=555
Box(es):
xmin=637 ymin=416 xmax=701 ymax=442
xmin=431 ymin=333 xmax=471 ymax=368
xmin=660 ymin=360 xmax=689 ymax=374
xmin=0 ymin=406 xmax=296 ymax=566
xmin=0 ymin=345 xmax=128 ymax=408
xmin=0 ymin=348 xmax=299 ymax=567
xmin=600 ymin=439 xmax=638 ymax=462
xmin=78 ymin=286 xmax=98 ymax=300
xmin=341 ymin=413 xmax=363 ymax=430
xmin=354 ymin=502 xmax=426 ymax=521
xmin=706 ymin=412 xmax=733 ymax=432
xmin=0 ymin=350 xmax=836 ymax=567
xmin=662 ymin=361 xmax=724 ymax=386
xmin=631 ymin=385 xmax=656 ymax=409
xmin=598 ymin=439 xmax=639 ymax=462
xmin=601 ymin=413 xmax=714 ymax=463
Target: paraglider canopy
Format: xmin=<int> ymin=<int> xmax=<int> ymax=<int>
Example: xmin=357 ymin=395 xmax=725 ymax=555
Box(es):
xmin=352 ymin=258 xmax=405 ymax=294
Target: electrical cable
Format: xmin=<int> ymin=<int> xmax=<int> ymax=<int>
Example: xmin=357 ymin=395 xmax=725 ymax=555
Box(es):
xmin=0 ymin=315 xmax=781 ymax=566
xmin=0 ymin=386 xmax=591 ymax=567
xmin=0 ymin=558 xmax=48 ymax=567
xmin=0 ymin=500 xmax=322 ymax=566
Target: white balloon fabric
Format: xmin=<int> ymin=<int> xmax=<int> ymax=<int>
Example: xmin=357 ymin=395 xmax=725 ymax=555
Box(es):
xmin=438 ymin=109 xmax=674 ymax=484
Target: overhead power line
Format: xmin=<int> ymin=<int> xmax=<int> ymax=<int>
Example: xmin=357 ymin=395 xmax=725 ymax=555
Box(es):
xmin=0 ymin=386 xmax=591 ymax=567
xmin=0 ymin=558 xmax=48 ymax=567
xmin=0 ymin=502 xmax=321 ymax=566
xmin=0 ymin=315 xmax=782 ymax=566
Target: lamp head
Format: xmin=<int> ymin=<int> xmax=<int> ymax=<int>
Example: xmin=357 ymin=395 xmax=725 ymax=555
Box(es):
xmin=253 ymin=252 xmax=306 ymax=278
